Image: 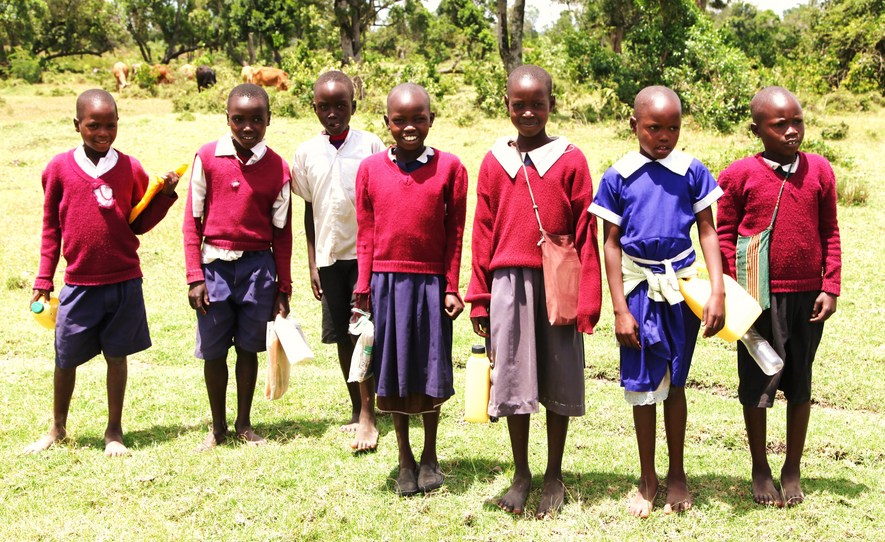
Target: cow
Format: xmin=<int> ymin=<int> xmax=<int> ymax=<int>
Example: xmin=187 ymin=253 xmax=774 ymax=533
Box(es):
xmin=196 ymin=65 xmax=216 ymax=92
xmin=251 ymin=67 xmax=290 ymax=91
xmin=179 ymin=63 xmax=196 ymax=80
xmin=112 ymin=61 xmax=129 ymax=91
xmin=241 ymin=65 xmax=255 ymax=84
xmin=153 ymin=64 xmax=172 ymax=84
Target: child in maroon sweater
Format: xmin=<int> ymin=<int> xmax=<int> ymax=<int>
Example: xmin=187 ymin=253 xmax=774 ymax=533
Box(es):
xmin=355 ymin=83 xmax=467 ymax=496
xmin=183 ymin=84 xmax=292 ymax=451
xmin=26 ymin=89 xmax=180 ymax=456
xmin=717 ymin=86 xmax=841 ymax=507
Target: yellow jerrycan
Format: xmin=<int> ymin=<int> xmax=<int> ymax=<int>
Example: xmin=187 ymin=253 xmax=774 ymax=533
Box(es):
xmin=679 ymin=271 xmax=762 ymax=342
xmin=30 ymin=296 xmax=59 ymax=329
xmin=464 ymin=345 xmax=491 ymax=423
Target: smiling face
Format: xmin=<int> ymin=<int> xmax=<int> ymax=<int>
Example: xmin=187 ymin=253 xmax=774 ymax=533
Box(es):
xmin=505 ymin=75 xmax=554 ymax=148
xmin=226 ymin=94 xmax=269 ymax=150
xmin=751 ymin=91 xmax=804 ymax=165
xmin=313 ymin=80 xmax=355 ymax=136
xmin=74 ymin=99 xmax=118 ymax=162
xmin=384 ymin=87 xmax=434 ymax=163
xmin=631 ymin=93 xmax=681 ymax=161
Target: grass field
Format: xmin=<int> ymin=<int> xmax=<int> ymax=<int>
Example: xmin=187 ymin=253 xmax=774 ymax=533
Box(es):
xmin=0 ymin=81 xmax=883 ymax=541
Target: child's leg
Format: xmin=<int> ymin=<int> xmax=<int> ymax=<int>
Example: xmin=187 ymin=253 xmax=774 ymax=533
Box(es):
xmin=781 ymin=400 xmax=810 ymax=506
xmin=351 ymin=377 xmax=378 ymax=451
xmin=104 ymin=355 xmax=128 ymax=456
xmin=629 ymin=404 xmax=657 ymax=518
xmin=392 ymin=412 xmax=418 ymax=496
xmin=233 ymin=347 xmax=264 ymax=444
xmin=662 ymin=386 xmax=692 ymax=513
xmin=336 ymin=339 xmax=361 ymax=429
xmin=22 ymin=366 xmax=77 ymax=454
xmin=743 ymin=405 xmax=783 ymax=506
xmin=199 ymin=355 xmax=229 ymax=450
xmin=416 ymin=409 xmax=445 ymax=492
xmin=498 ymin=413 xmax=532 ymax=514
xmin=536 ymin=411 xmax=569 ymax=517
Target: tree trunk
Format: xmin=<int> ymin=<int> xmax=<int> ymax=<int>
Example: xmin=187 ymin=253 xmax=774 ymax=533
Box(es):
xmin=610 ymin=28 xmax=624 ymax=54
xmin=695 ymin=0 xmax=708 ymax=11
xmin=336 ymin=0 xmax=363 ymax=65
xmin=247 ymin=32 xmax=255 ymax=65
xmin=496 ymin=0 xmax=524 ymax=73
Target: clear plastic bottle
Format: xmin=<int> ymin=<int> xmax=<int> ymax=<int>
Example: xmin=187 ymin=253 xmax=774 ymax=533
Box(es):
xmin=739 ymin=326 xmax=784 ymax=376
xmin=464 ymin=345 xmax=491 ymax=423
xmin=30 ymin=296 xmax=59 ymax=329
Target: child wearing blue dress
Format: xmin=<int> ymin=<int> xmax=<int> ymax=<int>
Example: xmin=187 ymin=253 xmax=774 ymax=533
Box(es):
xmin=589 ymin=86 xmax=725 ymax=517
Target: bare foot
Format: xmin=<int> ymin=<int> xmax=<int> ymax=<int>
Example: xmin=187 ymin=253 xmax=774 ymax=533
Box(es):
xmin=237 ymin=427 xmax=266 ymax=446
xmin=536 ymin=475 xmax=565 ymax=518
xmin=780 ymin=467 xmax=804 ymax=507
xmin=195 ymin=430 xmax=225 ymax=452
xmin=22 ymin=429 xmax=65 ymax=454
xmin=751 ymin=467 xmax=784 ymax=507
xmin=339 ymin=422 xmax=359 ymax=433
xmin=497 ymin=471 xmax=532 ymax=515
xmin=628 ymin=476 xmax=658 ymax=518
xmin=663 ymin=471 xmax=692 ymax=514
xmin=104 ymin=440 xmax=129 ymax=457
xmin=350 ymin=419 xmax=379 ymax=452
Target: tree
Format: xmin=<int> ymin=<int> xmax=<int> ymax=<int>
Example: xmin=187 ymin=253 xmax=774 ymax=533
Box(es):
xmin=496 ymin=0 xmax=526 ymax=72
xmin=435 ymin=0 xmax=496 ymax=62
xmin=813 ymin=0 xmax=885 ymax=92
xmin=120 ymin=0 xmax=220 ymax=64
xmin=0 ymin=0 xmax=47 ymax=64
xmin=335 ymin=0 xmax=398 ymax=64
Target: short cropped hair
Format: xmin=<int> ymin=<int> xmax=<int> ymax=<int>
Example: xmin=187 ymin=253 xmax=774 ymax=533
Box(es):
xmin=506 ymin=64 xmax=553 ymax=96
xmin=386 ymin=82 xmax=431 ymax=111
xmin=227 ymin=83 xmax=270 ymax=113
xmin=633 ymin=86 xmax=681 ymax=118
xmin=76 ymin=89 xmax=117 ymax=118
xmin=750 ymin=86 xmax=801 ymax=124
xmin=314 ymin=70 xmax=355 ymax=100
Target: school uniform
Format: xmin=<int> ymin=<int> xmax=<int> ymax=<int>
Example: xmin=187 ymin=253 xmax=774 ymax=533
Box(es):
xmin=183 ymin=135 xmax=292 ymax=359
xmin=466 ymin=137 xmax=601 ymax=418
xmin=291 ymin=128 xmax=385 ymax=343
xmin=355 ymin=147 xmax=468 ymax=414
xmin=590 ymin=150 xmax=721 ymax=405
xmin=36 ymin=146 xmax=178 ymax=367
xmin=717 ymin=152 xmax=841 ymax=406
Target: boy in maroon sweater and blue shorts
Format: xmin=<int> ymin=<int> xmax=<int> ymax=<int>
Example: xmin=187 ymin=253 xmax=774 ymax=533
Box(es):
xmin=26 ymin=89 xmax=180 ymax=457
xmin=183 ymin=84 xmax=293 ymax=451
xmin=717 ymin=86 xmax=841 ymax=507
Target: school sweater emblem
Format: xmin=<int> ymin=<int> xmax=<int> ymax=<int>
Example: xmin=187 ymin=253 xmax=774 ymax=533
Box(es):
xmin=93 ymin=184 xmax=114 ymax=208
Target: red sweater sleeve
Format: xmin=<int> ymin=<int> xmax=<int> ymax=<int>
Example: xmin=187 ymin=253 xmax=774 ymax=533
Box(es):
xmin=272 ymin=195 xmax=293 ymax=295
xmin=466 ymin=155 xmax=495 ymax=318
xmin=444 ymin=162 xmax=468 ymax=295
xmin=817 ymin=158 xmax=841 ymax=296
xmin=34 ymin=160 xmax=64 ymax=292
xmin=715 ymin=165 xmax=743 ymax=279
xmin=129 ymin=160 xmax=178 ymax=234
xmin=354 ymin=162 xmax=374 ymax=295
xmin=570 ymin=153 xmax=602 ymax=334
xmin=182 ymin=171 xmax=205 ymax=285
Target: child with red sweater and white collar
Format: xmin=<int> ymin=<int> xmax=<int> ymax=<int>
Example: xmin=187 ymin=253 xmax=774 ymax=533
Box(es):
xmin=26 ymin=89 xmax=180 ymax=457
xmin=183 ymin=84 xmax=292 ymax=452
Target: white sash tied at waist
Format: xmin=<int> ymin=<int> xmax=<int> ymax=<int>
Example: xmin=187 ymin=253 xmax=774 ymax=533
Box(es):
xmin=621 ymin=247 xmax=696 ymax=305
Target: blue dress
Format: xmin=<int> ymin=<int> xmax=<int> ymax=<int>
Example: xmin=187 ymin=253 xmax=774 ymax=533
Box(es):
xmin=590 ymin=151 xmax=721 ymax=392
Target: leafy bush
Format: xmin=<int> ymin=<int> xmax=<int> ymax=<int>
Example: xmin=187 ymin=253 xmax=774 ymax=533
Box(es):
xmin=836 ymin=172 xmax=869 ymax=206
xmin=9 ymin=49 xmax=42 ymax=83
xmin=821 ymin=122 xmax=849 ymax=140
xmin=463 ymin=60 xmax=506 ymax=118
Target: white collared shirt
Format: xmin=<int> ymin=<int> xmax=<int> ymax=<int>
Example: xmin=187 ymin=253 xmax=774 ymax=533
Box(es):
xmin=291 ymin=129 xmax=385 ymax=267
xmin=190 ymin=135 xmax=290 ymax=263
xmin=74 ymin=145 xmax=119 ymax=179
xmin=610 ymin=149 xmax=695 ymax=179
xmin=388 ymin=145 xmax=435 ymax=165
xmin=761 ymin=154 xmax=800 ymax=175
xmin=490 ymin=136 xmax=571 ymax=178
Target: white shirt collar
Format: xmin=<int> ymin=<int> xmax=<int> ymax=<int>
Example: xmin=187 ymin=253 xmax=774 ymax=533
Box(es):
xmin=216 ymin=134 xmax=267 ymax=165
xmin=761 ymin=154 xmax=800 ymax=174
xmin=387 ymin=146 xmax=435 ymax=164
xmin=74 ymin=145 xmax=118 ymax=179
xmin=611 ymin=149 xmax=694 ymax=178
xmin=490 ymin=136 xmax=570 ymax=178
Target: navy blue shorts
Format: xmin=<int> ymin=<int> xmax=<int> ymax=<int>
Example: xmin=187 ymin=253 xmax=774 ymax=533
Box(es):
xmin=195 ymin=251 xmax=277 ymax=360
xmin=318 ymin=259 xmax=358 ymax=344
xmin=55 ymin=278 xmax=151 ymax=368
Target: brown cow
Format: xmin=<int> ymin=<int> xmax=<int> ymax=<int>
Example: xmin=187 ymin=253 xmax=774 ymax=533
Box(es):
xmin=241 ymin=65 xmax=255 ymax=84
xmin=112 ymin=61 xmax=129 ymax=91
xmin=251 ymin=67 xmax=289 ymax=91
xmin=153 ymin=64 xmax=173 ymax=84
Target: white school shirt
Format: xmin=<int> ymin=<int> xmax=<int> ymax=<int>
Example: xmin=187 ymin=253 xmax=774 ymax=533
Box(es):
xmin=74 ymin=145 xmax=120 ymax=207
xmin=761 ymin=154 xmax=800 ymax=175
xmin=190 ymin=135 xmax=291 ymax=263
xmin=291 ymin=129 xmax=385 ymax=267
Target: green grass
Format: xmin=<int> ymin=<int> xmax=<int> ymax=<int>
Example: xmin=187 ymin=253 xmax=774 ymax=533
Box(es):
xmin=1 ymin=82 xmax=884 ymax=541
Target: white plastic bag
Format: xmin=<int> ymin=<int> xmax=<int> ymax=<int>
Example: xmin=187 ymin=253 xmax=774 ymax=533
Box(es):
xmin=347 ymin=308 xmax=374 ymax=383
xmin=274 ymin=314 xmax=313 ymax=365
xmin=265 ymin=322 xmax=290 ymax=400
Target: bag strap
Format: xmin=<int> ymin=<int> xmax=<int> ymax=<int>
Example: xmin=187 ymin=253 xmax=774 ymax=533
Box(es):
xmin=768 ymin=160 xmax=794 ymax=228
xmin=516 ymin=145 xmax=545 ymax=245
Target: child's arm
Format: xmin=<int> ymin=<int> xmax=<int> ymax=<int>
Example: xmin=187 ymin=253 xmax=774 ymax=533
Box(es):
xmin=443 ymin=162 xmax=468 ymax=318
xmin=570 ymin=159 xmax=602 ymax=334
xmin=466 ymin=159 xmax=494 ymax=337
xmin=182 ymin=156 xmax=209 ymax=314
xmin=812 ymin=160 xmax=841 ymax=323
xmin=354 ymin=164 xmax=374 ymax=312
xmin=444 ymin=293 xmax=464 ymax=320
xmin=303 ymin=203 xmax=322 ymax=301
xmin=33 ymin=166 xmax=63 ymax=296
xmin=271 ymin=190 xmax=293 ymax=318
xmin=696 ymin=207 xmax=726 ymax=337
xmin=714 ymin=168 xmax=743 ymax=279
xmin=602 ymin=221 xmax=640 ymax=349
xmin=130 ymin=168 xmax=180 ymax=234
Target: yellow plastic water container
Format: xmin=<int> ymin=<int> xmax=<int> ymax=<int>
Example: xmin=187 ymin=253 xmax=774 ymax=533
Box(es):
xmin=679 ymin=273 xmax=762 ymax=342
xmin=30 ymin=296 xmax=59 ymax=330
xmin=464 ymin=345 xmax=490 ymax=423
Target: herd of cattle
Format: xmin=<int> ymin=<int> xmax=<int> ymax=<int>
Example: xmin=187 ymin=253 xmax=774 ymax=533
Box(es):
xmin=110 ymin=61 xmax=290 ymax=93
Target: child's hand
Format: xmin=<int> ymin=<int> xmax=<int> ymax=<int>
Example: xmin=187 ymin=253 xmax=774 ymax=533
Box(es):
xmin=160 ymin=171 xmax=180 ymax=196
xmin=188 ymin=281 xmax=210 ymax=315
xmin=309 ymin=265 xmax=322 ymax=301
xmin=354 ymin=293 xmax=371 ymax=313
xmin=274 ymin=292 xmax=290 ymax=319
xmin=30 ymin=289 xmax=50 ymax=305
xmin=702 ymin=291 xmax=726 ymax=338
xmin=810 ymin=292 xmax=837 ymax=323
xmin=614 ymin=311 xmax=641 ymax=349
xmin=444 ymin=293 xmax=464 ymax=320
xmin=471 ymin=316 xmax=490 ymax=338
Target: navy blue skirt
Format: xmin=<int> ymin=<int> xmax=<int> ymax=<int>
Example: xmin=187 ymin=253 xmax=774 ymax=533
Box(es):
xmin=371 ymin=272 xmax=454 ymax=406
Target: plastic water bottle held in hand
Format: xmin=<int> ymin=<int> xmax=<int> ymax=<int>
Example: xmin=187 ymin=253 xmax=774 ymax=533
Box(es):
xmin=464 ymin=345 xmax=491 ymax=423
xmin=739 ymin=326 xmax=784 ymax=376
xmin=30 ymin=297 xmax=59 ymax=329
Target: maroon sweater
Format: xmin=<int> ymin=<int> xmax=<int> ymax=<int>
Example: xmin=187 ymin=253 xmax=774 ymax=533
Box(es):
xmin=465 ymin=144 xmax=602 ymax=334
xmin=183 ymin=141 xmax=293 ymax=293
xmin=717 ymin=152 xmax=841 ymax=296
xmin=35 ymin=149 xmax=177 ymax=291
xmin=354 ymin=149 xmax=467 ymax=296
